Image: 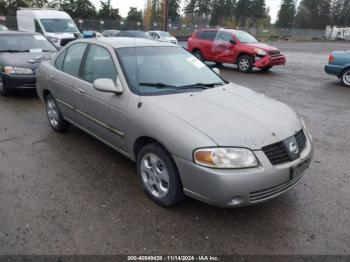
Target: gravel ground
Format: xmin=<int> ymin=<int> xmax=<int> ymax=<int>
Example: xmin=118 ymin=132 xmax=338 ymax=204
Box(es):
xmin=0 ymin=41 xmax=349 ymax=255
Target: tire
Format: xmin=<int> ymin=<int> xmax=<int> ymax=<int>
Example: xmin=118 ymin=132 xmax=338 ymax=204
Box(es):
xmin=0 ymin=77 xmax=11 ymax=96
xmin=261 ymin=66 xmax=272 ymax=72
xmin=237 ymin=55 xmax=253 ymax=73
xmin=341 ymin=68 xmax=350 ymax=87
xmin=45 ymin=94 xmax=70 ymax=132
xmin=136 ymin=143 xmax=185 ymax=207
xmin=192 ymin=50 xmax=204 ymax=62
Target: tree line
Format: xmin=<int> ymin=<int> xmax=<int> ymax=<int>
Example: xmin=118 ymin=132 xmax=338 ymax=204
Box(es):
xmin=1 ymin=0 xmax=350 ymax=29
xmin=277 ymin=0 xmax=350 ymax=29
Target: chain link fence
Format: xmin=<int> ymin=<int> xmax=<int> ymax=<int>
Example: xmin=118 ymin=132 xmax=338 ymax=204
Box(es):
xmin=1 ymin=16 xmax=326 ymax=41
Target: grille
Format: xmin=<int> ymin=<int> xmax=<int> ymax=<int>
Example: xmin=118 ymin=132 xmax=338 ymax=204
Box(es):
xmin=250 ymin=175 xmax=304 ymax=202
xmin=269 ymin=50 xmax=281 ymax=56
xmin=262 ymin=130 xmax=307 ymax=165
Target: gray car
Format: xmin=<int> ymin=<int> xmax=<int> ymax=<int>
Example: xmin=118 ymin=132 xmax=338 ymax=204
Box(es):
xmin=36 ymin=38 xmax=314 ymax=207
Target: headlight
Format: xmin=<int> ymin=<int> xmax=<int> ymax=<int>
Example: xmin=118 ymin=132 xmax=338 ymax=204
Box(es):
xmin=48 ymin=37 xmax=59 ymax=43
xmin=3 ymin=66 xmax=34 ymax=75
xmin=254 ymin=48 xmax=267 ymax=56
xmin=194 ymin=147 xmax=258 ymax=169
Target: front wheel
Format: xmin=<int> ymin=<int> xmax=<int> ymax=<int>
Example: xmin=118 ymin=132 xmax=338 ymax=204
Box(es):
xmin=45 ymin=94 xmax=70 ymax=132
xmin=341 ymin=68 xmax=350 ymax=87
xmin=136 ymin=143 xmax=185 ymax=207
xmin=237 ymin=55 xmax=253 ymax=73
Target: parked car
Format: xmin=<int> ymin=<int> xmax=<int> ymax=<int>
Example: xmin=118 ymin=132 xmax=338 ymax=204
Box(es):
xmin=102 ymin=30 xmax=120 ymax=37
xmin=83 ymin=31 xmax=103 ymax=38
xmin=114 ymin=30 xmax=152 ymax=39
xmin=0 ymin=24 xmax=8 ymax=31
xmin=36 ymin=38 xmax=313 ymax=208
xmin=17 ymin=8 xmax=82 ymax=48
xmin=148 ymin=30 xmax=178 ymax=45
xmin=0 ymin=31 xmax=57 ymax=96
xmin=325 ymin=51 xmax=350 ymax=87
xmin=188 ymin=28 xmax=286 ymax=72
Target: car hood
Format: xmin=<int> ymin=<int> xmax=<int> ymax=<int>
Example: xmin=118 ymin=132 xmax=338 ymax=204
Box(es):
xmin=244 ymin=42 xmax=279 ymax=52
xmin=144 ymin=83 xmax=302 ymax=149
xmin=0 ymin=52 xmax=55 ymax=70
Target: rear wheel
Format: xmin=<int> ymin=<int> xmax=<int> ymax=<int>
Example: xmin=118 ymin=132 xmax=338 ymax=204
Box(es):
xmin=237 ymin=55 xmax=253 ymax=73
xmin=193 ymin=50 xmax=204 ymax=61
xmin=341 ymin=68 xmax=350 ymax=87
xmin=45 ymin=94 xmax=70 ymax=132
xmin=0 ymin=77 xmax=11 ymax=96
xmin=136 ymin=143 xmax=185 ymax=207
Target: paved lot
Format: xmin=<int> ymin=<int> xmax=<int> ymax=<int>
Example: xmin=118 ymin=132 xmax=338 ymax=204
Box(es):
xmin=0 ymin=41 xmax=349 ymax=255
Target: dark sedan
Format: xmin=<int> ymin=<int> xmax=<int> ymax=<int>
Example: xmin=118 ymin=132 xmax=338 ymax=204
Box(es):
xmin=0 ymin=31 xmax=57 ymax=96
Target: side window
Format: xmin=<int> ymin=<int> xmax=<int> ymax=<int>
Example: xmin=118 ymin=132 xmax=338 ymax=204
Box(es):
xmin=82 ymin=45 xmax=117 ymax=83
xmin=217 ymin=31 xmax=232 ymax=42
xmin=62 ymin=43 xmax=87 ymax=77
xmin=205 ymin=31 xmax=218 ymax=41
xmin=196 ymin=31 xmax=205 ymax=39
xmin=34 ymin=19 xmax=43 ymax=34
xmin=55 ymin=50 xmax=67 ymax=70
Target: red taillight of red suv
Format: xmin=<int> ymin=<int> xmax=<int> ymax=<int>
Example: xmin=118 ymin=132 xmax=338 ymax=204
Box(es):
xmin=329 ymin=54 xmax=334 ymax=64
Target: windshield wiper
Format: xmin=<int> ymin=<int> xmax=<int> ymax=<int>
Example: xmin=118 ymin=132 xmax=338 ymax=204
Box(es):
xmin=178 ymin=82 xmax=224 ymax=89
xmin=139 ymin=82 xmax=177 ymax=89
xmin=0 ymin=49 xmax=30 ymax=53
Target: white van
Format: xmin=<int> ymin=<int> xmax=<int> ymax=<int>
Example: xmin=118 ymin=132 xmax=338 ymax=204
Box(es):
xmin=17 ymin=8 xmax=82 ymax=47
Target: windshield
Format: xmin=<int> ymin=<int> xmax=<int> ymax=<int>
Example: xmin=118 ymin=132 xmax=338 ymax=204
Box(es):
xmin=40 ymin=19 xmax=78 ymax=33
xmin=0 ymin=34 xmax=57 ymax=52
xmin=159 ymin=31 xmax=172 ymax=37
xmin=133 ymin=31 xmax=152 ymax=39
xmin=235 ymin=31 xmax=258 ymax=43
xmin=116 ymin=47 xmax=225 ymax=95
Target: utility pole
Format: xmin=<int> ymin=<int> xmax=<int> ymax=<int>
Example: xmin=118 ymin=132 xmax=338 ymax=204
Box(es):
xmin=163 ymin=0 xmax=169 ymax=31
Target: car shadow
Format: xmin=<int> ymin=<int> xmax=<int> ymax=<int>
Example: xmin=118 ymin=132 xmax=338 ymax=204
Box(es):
xmin=2 ymin=88 xmax=38 ymax=99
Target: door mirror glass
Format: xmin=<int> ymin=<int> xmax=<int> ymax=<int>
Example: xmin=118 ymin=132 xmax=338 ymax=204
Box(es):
xmin=212 ymin=67 xmax=221 ymax=76
xmin=230 ymin=39 xmax=236 ymax=45
xmin=93 ymin=78 xmax=123 ymax=94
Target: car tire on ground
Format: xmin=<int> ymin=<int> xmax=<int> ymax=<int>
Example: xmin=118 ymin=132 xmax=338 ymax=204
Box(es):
xmin=45 ymin=94 xmax=70 ymax=132
xmin=193 ymin=50 xmax=204 ymax=62
xmin=340 ymin=68 xmax=350 ymax=87
xmin=0 ymin=77 xmax=11 ymax=96
xmin=136 ymin=143 xmax=185 ymax=207
xmin=237 ymin=55 xmax=253 ymax=73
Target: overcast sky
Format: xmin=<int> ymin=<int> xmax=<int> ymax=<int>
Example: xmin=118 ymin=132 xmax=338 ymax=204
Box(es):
xmin=91 ymin=0 xmax=282 ymax=23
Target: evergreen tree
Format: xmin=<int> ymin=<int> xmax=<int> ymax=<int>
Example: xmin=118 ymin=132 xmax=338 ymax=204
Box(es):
xmin=125 ymin=7 xmax=142 ymax=23
xmin=276 ymin=0 xmax=296 ymax=28
xmin=169 ymin=0 xmax=181 ymax=23
xmin=295 ymin=0 xmax=331 ymax=29
xmin=98 ymin=0 xmax=121 ymax=20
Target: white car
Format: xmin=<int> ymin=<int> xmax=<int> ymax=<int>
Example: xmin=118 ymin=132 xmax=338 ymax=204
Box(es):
xmin=148 ymin=31 xmax=178 ymax=45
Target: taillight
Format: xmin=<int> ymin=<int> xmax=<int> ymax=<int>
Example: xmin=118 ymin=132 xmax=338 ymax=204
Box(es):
xmin=329 ymin=54 xmax=334 ymax=64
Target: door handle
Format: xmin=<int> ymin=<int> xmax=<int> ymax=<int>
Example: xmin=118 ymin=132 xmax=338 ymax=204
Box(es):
xmin=78 ymin=88 xmax=86 ymax=95
xmin=48 ymin=74 xmax=55 ymax=80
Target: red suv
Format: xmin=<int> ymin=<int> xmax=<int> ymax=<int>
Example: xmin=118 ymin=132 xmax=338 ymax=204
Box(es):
xmin=187 ymin=29 xmax=286 ymax=72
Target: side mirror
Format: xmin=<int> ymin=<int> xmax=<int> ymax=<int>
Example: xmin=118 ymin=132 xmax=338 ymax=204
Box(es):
xmin=212 ymin=67 xmax=221 ymax=75
xmin=93 ymin=78 xmax=123 ymax=94
xmin=229 ymin=39 xmax=236 ymax=45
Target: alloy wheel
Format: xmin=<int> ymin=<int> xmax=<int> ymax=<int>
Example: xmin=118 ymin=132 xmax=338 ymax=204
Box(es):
xmin=342 ymin=71 xmax=350 ymax=86
xmin=239 ymin=58 xmax=250 ymax=71
xmin=46 ymin=98 xmax=59 ymax=128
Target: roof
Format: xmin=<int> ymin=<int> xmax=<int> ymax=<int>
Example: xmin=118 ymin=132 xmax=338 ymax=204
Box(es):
xmin=17 ymin=9 xmax=71 ymax=19
xmin=79 ymin=37 xmax=175 ymax=49
xmin=0 ymin=30 xmax=40 ymax=35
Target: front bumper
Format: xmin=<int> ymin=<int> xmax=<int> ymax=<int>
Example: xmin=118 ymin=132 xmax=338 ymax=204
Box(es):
xmin=1 ymin=73 xmax=36 ymax=89
xmin=174 ymin=131 xmax=314 ymax=207
xmin=254 ymin=54 xmax=286 ymax=69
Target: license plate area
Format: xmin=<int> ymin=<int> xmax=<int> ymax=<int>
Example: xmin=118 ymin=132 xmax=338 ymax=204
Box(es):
xmin=290 ymin=158 xmax=311 ymax=180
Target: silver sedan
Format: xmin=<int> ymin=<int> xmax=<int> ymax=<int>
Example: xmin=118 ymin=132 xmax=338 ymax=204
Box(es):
xmin=36 ymin=38 xmax=314 ymax=207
